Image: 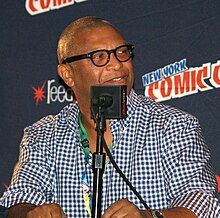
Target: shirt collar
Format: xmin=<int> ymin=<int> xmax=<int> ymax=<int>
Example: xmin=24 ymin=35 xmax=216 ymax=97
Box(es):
xmin=64 ymin=89 xmax=152 ymax=133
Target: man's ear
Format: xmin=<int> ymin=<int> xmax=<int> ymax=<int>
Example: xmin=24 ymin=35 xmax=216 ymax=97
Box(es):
xmin=57 ymin=64 xmax=74 ymax=87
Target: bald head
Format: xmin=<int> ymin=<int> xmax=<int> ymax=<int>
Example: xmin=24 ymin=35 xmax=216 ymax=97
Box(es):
xmin=57 ymin=16 xmax=118 ymax=64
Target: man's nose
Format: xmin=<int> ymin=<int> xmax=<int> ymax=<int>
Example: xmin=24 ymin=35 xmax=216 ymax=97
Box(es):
xmin=106 ymin=52 xmax=122 ymax=70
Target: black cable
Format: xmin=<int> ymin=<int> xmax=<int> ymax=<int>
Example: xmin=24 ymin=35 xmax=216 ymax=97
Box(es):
xmin=91 ymin=108 xmax=150 ymax=210
xmin=101 ymin=135 xmax=150 ymax=210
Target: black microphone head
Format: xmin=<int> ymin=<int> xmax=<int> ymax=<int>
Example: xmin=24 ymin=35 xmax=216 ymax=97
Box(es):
xmin=92 ymin=96 xmax=113 ymax=108
xmin=90 ymin=85 xmax=127 ymax=119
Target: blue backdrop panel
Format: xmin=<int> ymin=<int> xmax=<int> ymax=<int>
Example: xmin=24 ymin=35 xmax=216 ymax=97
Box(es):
xmin=1 ymin=0 xmax=220 ymax=198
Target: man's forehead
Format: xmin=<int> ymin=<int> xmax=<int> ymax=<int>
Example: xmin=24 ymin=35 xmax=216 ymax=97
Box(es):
xmin=74 ymin=26 xmax=123 ymax=42
xmin=64 ymin=26 xmax=125 ymax=56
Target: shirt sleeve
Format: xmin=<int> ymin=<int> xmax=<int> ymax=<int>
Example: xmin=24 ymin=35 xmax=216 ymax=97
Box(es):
xmin=162 ymin=113 xmax=220 ymax=217
xmin=171 ymin=192 xmax=220 ymax=217
xmin=0 ymin=119 xmax=55 ymax=208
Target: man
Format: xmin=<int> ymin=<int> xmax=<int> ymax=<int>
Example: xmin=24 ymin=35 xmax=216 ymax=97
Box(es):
xmin=0 ymin=16 xmax=219 ymax=218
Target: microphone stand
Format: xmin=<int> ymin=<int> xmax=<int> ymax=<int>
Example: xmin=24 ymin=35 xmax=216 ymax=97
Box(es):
xmin=91 ymin=102 xmax=106 ymax=218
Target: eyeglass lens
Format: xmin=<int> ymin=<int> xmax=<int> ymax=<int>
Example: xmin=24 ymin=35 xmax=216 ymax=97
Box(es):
xmin=91 ymin=45 xmax=133 ymax=67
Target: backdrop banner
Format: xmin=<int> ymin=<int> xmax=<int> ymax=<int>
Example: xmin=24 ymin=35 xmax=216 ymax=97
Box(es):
xmin=1 ymin=0 xmax=220 ymax=199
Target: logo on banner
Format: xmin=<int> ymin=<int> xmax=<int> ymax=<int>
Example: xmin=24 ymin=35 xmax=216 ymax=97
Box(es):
xmin=32 ymin=79 xmax=74 ymax=105
xmin=32 ymin=81 xmax=47 ymax=105
xmin=142 ymin=59 xmax=220 ymax=102
xmin=25 ymin=0 xmax=88 ymax=15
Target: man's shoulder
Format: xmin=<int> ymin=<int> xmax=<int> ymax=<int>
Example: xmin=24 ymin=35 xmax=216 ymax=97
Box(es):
xmin=131 ymin=90 xmax=196 ymax=121
xmin=18 ymin=103 xmax=80 ymax=151
xmin=25 ymin=103 xmax=79 ymax=134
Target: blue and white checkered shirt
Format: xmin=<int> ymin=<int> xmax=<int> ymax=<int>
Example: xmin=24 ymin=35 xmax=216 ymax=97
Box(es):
xmin=1 ymin=89 xmax=220 ymax=217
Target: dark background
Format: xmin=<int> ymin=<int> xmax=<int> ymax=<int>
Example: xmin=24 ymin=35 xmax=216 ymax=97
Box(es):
xmin=1 ymin=0 xmax=220 ymax=198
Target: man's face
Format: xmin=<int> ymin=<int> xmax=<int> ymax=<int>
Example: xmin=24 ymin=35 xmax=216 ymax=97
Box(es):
xmin=65 ymin=26 xmax=134 ymax=107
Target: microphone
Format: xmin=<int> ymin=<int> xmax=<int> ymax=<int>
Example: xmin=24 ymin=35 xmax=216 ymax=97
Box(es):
xmin=90 ymin=85 xmax=127 ymax=119
xmin=90 ymin=85 xmax=127 ymax=218
xmin=91 ymin=95 xmax=113 ymax=109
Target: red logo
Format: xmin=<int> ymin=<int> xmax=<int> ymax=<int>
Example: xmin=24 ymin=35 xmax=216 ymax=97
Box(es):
xmin=144 ymin=60 xmax=220 ymax=102
xmin=25 ymin=0 xmax=88 ymax=16
xmin=32 ymin=81 xmax=46 ymax=105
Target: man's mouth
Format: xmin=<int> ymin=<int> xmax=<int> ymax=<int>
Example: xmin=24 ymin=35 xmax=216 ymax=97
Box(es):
xmin=112 ymin=77 xmax=124 ymax=81
xmin=106 ymin=75 xmax=127 ymax=83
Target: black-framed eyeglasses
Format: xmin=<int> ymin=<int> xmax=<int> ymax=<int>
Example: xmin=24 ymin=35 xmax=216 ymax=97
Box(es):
xmin=62 ymin=44 xmax=134 ymax=67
